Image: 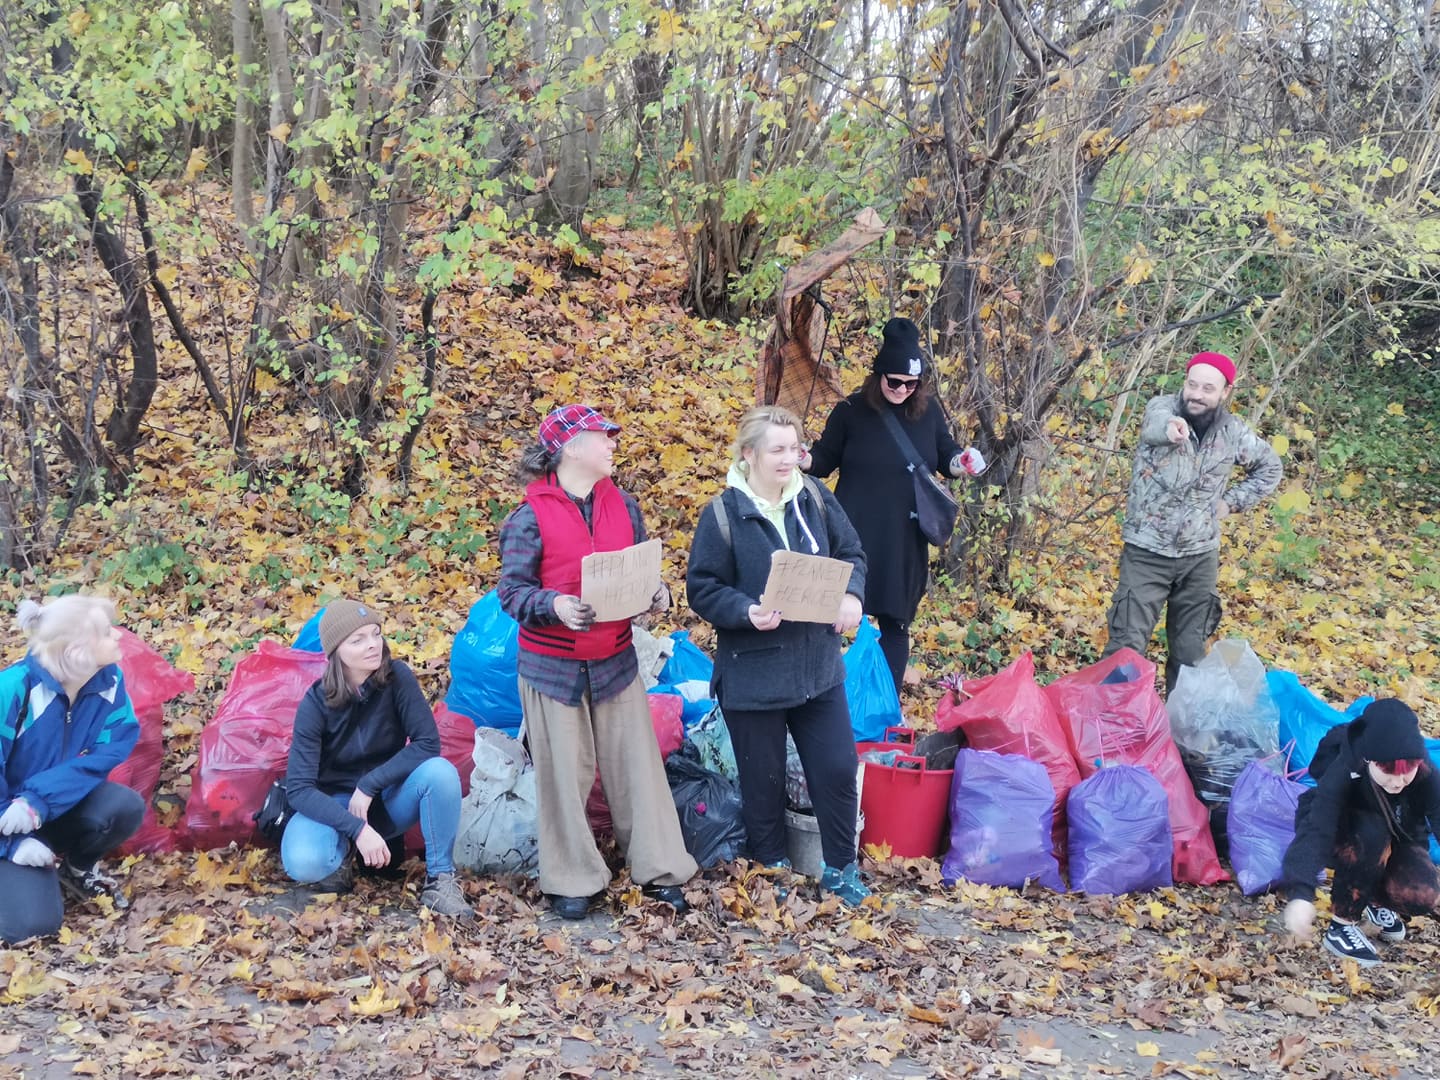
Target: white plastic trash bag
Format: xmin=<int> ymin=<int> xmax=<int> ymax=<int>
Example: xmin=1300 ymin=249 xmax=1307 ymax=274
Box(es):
xmin=455 ymin=727 xmax=539 ymax=875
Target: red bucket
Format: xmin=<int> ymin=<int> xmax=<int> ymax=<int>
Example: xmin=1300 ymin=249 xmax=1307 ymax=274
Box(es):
xmin=856 ymin=727 xmax=953 ymax=859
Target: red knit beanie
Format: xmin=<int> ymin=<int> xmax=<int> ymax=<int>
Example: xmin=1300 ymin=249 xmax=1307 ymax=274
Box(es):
xmin=1187 ymin=351 xmax=1236 ymax=385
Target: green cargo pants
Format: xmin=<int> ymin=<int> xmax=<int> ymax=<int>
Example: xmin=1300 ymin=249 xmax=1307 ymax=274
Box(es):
xmin=1101 ymin=543 xmax=1222 ymax=693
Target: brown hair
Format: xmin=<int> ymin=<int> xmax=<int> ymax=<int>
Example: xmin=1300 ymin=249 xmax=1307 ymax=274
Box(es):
xmin=321 ymin=640 xmax=393 ymax=709
xmin=861 ymin=370 xmax=932 ymax=420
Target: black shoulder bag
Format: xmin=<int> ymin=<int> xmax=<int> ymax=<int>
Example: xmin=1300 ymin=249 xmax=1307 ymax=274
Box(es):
xmin=253 ymin=776 xmax=293 ymax=843
xmin=878 ymin=408 xmax=959 ymax=547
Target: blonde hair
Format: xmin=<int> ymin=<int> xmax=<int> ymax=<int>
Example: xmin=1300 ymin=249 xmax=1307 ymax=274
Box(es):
xmin=731 ymin=405 xmax=804 ymax=473
xmin=17 ymin=595 xmax=117 ymax=684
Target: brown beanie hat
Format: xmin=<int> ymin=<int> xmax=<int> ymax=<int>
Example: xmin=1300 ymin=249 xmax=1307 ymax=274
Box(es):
xmin=318 ymin=599 xmax=383 ymax=656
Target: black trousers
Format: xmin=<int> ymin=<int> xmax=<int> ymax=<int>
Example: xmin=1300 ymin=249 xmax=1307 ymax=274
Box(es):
xmin=0 ymin=782 xmax=144 ymax=944
xmin=1330 ymin=808 xmax=1440 ymax=923
xmin=722 ymin=682 xmax=860 ymax=870
xmin=875 ymin=615 xmax=909 ymax=696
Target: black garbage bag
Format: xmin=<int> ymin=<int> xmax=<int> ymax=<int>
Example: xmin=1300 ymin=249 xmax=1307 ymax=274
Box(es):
xmin=666 ymin=742 xmax=747 ymax=867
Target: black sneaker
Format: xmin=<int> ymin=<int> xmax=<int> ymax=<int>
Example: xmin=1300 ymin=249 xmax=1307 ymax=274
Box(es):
xmin=58 ymin=860 xmax=129 ymax=910
xmin=641 ymin=883 xmax=689 ymax=914
xmin=1364 ymin=904 xmax=1406 ymax=943
xmin=1322 ymin=920 xmax=1381 ymax=967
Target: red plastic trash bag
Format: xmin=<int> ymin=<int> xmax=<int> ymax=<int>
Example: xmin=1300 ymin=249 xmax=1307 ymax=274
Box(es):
xmin=183 ymin=641 xmax=326 ymax=850
xmin=1043 ymin=648 xmax=1225 ymax=886
xmin=936 ymin=652 xmax=1079 ymax=855
xmin=1066 ymin=765 xmax=1173 ymax=895
xmin=110 ymin=628 xmax=195 ymax=854
xmin=941 ymin=749 xmax=1064 ymax=891
xmin=586 ymin=692 xmax=686 ymax=837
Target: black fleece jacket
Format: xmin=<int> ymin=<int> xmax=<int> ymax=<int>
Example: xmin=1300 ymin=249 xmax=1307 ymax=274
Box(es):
xmin=285 ymin=661 xmax=440 ymax=840
xmin=1280 ymin=725 xmax=1440 ymax=903
xmin=686 ymin=480 xmax=866 ymax=713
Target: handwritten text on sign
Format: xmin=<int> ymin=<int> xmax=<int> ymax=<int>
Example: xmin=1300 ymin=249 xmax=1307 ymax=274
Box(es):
xmin=580 ymin=538 xmax=663 ymax=623
xmin=759 ymin=551 xmax=853 ymax=624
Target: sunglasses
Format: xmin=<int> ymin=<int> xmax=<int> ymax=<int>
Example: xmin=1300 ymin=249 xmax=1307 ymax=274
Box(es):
xmin=883 ymin=375 xmax=920 ymax=393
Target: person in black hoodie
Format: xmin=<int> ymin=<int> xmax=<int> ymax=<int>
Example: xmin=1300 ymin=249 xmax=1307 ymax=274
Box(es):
xmin=687 ymin=404 xmax=871 ymax=904
xmin=802 ymin=317 xmax=982 ymax=694
xmin=1280 ymin=699 xmax=1440 ymax=967
xmin=283 ymin=600 xmax=473 ymax=919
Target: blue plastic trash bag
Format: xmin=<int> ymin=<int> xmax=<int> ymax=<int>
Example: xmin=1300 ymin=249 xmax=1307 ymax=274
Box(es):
xmin=1228 ymin=757 xmax=1308 ymax=896
xmin=843 ymin=618 xmax=902 ymax=743
xmin=1429 ymin=739 xmax=1440 ymax=866
xmin=1067 ymin=765 xmax=1172 ymax=895
xmin=942 ymin=749 xmax=1064 ymax=891
xmin=1268 ymin=671 xmax=1351 ymax=777
xmin=658 ymin=631 xmax=716 ymax=728
xmin=445 ymin=590 xmax=523 ymax=736
xmin=293 ymin=610 xmax=324 ymax=653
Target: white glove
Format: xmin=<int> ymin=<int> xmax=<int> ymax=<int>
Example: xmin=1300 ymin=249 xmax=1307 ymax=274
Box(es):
xmin=11 ymin=837 xmax=56 ymax=868
xmin=1283 ymin=898 xmax=1316 ymax=939
xmin=0 ymin=798 xmax=40 ymax=836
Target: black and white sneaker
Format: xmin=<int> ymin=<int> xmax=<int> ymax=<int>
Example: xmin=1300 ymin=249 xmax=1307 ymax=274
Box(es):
xmin=1364 ymin=904 xmax=1406 ymax=943
xmin=59 ymin=860 xmax=129 ymax=910
xmin=1322 ymin=920 xmax=1381 ymax=967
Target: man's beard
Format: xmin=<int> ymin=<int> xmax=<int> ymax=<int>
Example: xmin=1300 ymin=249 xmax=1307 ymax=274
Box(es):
xmin=1181 ymin=395 xmax=1221 ymax=430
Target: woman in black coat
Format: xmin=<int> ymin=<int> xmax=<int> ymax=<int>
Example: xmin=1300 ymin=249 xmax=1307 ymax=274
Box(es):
xmin=687 ymin=405 xmax=871 ymax=905
xmin=1280 ymin=699 xmax=1440 ymax=968
xmin=802 ymin=317 xmax=981 ymax=693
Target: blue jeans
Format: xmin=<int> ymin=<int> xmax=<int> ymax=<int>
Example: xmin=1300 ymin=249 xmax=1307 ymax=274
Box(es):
xmin=281 ymin=757 xmax=461 ymax=882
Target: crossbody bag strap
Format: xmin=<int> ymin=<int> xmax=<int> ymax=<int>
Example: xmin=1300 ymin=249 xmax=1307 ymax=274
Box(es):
xmin=877 ymin=407 xmax=926 ymax=475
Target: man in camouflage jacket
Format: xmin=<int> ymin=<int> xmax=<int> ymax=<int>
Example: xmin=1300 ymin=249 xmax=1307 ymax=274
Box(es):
xmin=1102 ymin=352 xmax=1282 ymax=691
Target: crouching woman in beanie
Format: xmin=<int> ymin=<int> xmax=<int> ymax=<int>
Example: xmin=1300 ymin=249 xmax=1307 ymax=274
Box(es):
xmin=498 ymin=404 xmax=697 ymax=920
xmin=282 ymin=600 xmax=473 ymax=919
xmin=0 ymin=596 xmax=144 ymax=944
xmin=1280 ymin=699 xmax=1440 ymax=967
xmin=687 ymin=405 xmax=872 ymax=905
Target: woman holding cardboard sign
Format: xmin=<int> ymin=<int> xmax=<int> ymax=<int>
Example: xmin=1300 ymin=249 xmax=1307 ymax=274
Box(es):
xmin=498 ymin=404 xmax=696 ymax=920
xmin=686 ymin=405 xmax=871 ymax=905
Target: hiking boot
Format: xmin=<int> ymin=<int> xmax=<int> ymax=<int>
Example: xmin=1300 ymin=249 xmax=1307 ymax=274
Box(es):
xmin=420 ymin=872 xmax=474 ymax=920
xmin=59 ymin=860 xmax=129 ymax=910
xmin=1364 ymin=904 xmax=1406 ymax=943
xmin=1322 ymin=920 xmax=1381 ymax=967
xmin=819 ymin=861 xmax=871 ymax=906
xmin=642 ymin=883 xmax=688 ymax=913
xmin=306 ymin=853 xmax=355 ymax=895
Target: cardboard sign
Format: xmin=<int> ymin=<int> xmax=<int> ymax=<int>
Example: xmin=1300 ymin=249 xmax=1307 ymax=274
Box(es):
xmin=758 ymin=551 xmax=853 ymax=624
xmin=580 ymin=538 xmax=663 ymax=622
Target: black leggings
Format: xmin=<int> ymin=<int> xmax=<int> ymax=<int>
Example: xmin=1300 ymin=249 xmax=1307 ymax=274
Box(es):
xmin=721 ymin=683 xmax=860 ymax=869
xmin=0 ymin=782 xmax=144 ymax=944
xmin=1331 ymin=808 xmax=1440 ymax=923
xmin=875 ymin=615 xmax=910 ymax=696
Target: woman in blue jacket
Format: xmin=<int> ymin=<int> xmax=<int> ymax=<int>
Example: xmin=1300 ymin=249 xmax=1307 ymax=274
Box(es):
xmin=0 ymin=596 xmax=144 ymax=943
xmin=686 ymin=405 xmax=871 ymax=904
xmin=282 ymin=599 xmax=472 ymax=920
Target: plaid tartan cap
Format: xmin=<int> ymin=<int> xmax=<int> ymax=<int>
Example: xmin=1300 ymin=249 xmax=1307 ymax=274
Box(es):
xmin=539 ymin=404 xmax=621 ymax=454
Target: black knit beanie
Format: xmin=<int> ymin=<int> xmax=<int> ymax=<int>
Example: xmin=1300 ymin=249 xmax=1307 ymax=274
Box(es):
xmin=873 ymin=317 xmax=927 ymax=377
xmin=1351 ymin=698 xmax=1428 ymax=764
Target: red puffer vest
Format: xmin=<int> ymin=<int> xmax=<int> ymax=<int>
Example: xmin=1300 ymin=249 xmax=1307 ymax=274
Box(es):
xmin=519 ymin=475 xmax=636 ymax=660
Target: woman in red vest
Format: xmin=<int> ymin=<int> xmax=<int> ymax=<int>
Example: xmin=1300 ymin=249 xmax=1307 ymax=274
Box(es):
xmin=498 ymin=404 xmax=697 ymax=920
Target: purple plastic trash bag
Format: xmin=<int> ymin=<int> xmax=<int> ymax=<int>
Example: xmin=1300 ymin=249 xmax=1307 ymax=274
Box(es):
xmin=942 ymin=749 xmax=1064 ymax=891
xmin=1066 ymin=765 xmax=1173 ymax=895
xmin=1228 ymin=758 xmax=1306 ymax=896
